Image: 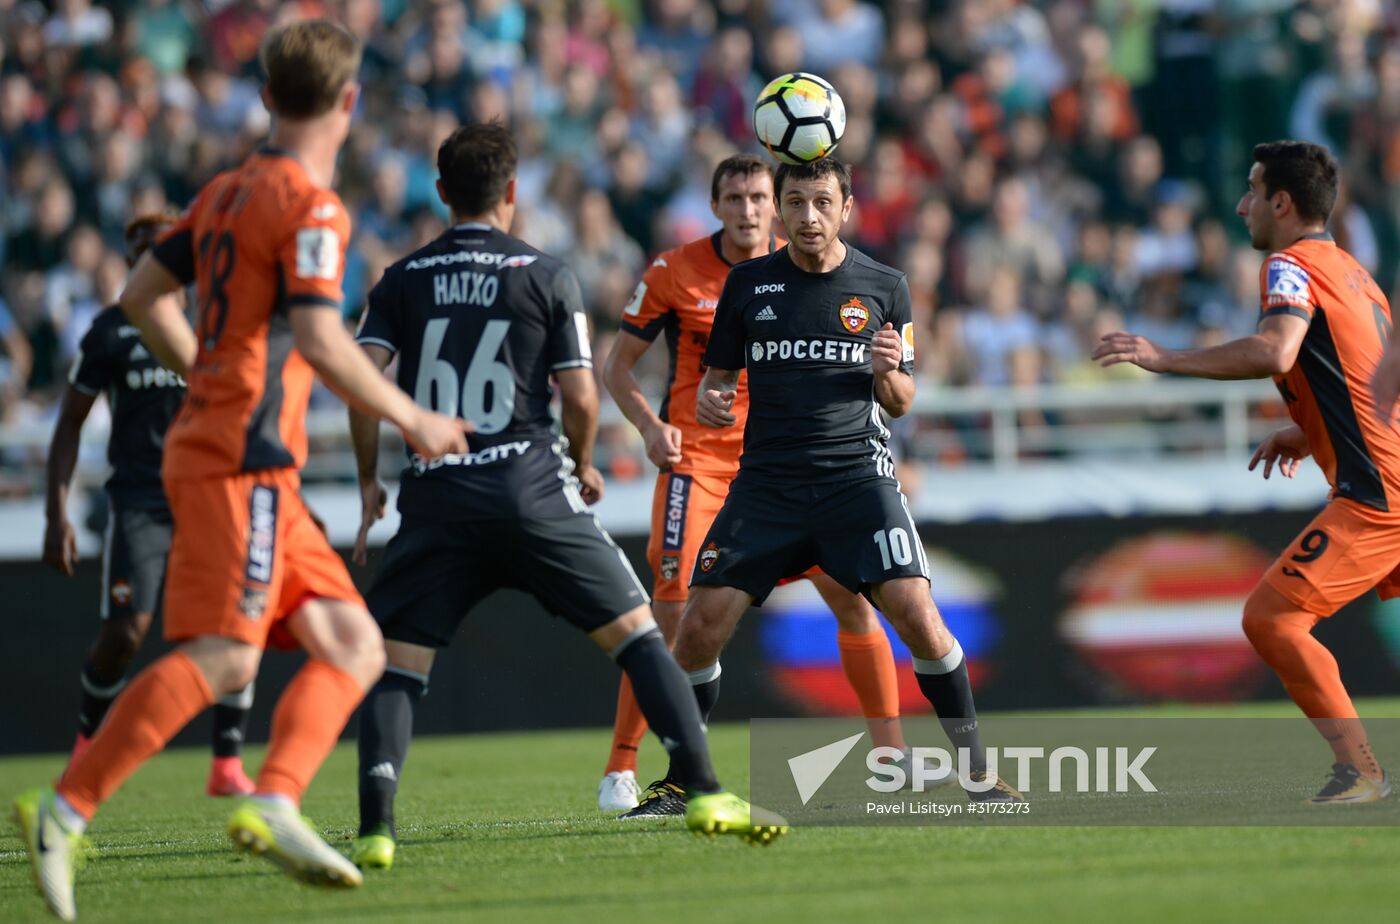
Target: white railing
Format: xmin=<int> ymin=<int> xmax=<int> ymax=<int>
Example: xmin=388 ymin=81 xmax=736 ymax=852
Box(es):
xmin=0 ymin=378 xmax=1288 ymax=493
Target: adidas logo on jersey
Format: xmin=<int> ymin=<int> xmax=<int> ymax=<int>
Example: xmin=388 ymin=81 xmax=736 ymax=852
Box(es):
xmin=129 ymin=343 xmax=149 ymax=361
xmin=755 ymin=306 xmax=778 ymax=321
xmin=367 ymin=762 xmax=398 ymax=782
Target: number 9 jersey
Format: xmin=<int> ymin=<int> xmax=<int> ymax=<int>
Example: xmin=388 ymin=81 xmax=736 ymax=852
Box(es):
xmin=355 ymin=222 xmax=595 ymax=521
xmin=153 ymin=149 xmax=351 ymax=481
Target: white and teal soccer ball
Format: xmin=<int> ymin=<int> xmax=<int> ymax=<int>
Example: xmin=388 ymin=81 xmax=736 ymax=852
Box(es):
xmin=752 ymin=72 xmax=846 ymax=166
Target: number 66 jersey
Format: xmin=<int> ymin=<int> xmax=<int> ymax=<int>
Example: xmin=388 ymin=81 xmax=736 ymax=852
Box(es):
xmin=355 ymin=222 xmax=595 ymax=521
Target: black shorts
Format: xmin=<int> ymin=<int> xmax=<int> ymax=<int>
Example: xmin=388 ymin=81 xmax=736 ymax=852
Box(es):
xmin=101 ymin=504 xmax=172 ymax=620
xmin=690 ymin=475 xmax=929 ymax=604
xmin=366 ymin=512 xmax=651 ymax=647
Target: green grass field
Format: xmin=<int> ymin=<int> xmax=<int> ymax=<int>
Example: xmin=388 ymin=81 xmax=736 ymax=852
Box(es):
xmin=4 ymin=702 xmax=1400 ymax=923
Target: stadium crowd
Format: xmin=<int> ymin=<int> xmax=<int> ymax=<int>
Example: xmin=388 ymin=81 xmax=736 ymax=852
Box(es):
xmin=3 ymin=0 xmax=1400 ymax=479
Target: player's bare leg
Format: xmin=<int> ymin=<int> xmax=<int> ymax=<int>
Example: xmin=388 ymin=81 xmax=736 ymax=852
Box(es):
xmin=809 ymin=572 xmax=907 ymax=754
xmin=1241 ymin=582 xmax=1390 ymax=803
xmin=599 ymin=598 xmax=685 ymax=810
xmin=872 ymin=576 xmax=1022 ymax=802
xmin=228 ymin=599 xmax=382 ymax=888
xmin=354 ymin=639 xmax=436 ymax=869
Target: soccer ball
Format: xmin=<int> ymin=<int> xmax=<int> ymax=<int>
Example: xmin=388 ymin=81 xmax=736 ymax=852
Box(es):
xmin=752 ymin=72 xmax=846 ymax=166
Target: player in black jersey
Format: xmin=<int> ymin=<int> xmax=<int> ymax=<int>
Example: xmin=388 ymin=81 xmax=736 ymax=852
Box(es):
xmin=674 ymin=158 xmax=1023 ymax=803
xmin=42 ymin=213 xmax=256 ymax=797
xmin=346 ymin=123 xmax=784 ymax=869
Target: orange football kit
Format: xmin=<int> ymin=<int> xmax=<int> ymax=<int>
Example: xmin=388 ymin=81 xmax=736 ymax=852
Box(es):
xmin=57 ymin=150 xmax=365 ymax=817
xmin=1256 ymin=234 xmax=1400 ymax=612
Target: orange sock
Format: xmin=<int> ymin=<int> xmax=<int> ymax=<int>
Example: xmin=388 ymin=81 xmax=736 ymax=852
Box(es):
xmin=604 ymin=675 xmax=649 ymax=775
xmin=257 ymin=660 xmax=365 ymax=803
xmin=1242 ymin=590 xmax=1383 ymax=779
xmin=58 ymin=651 xmax=214 ymax=819
xmin=837 ymin=628 xmax=906 ymax=752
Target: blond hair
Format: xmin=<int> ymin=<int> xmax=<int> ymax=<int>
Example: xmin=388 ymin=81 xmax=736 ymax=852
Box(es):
xmin=260 ymin=18 xmax=362 ymax=120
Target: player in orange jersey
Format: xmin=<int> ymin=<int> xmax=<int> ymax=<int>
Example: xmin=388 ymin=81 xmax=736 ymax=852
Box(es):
xmin=1095 ymin=140 xmax=1394 ymax=805
xmin=13 ymin=20 xmax=468 ymax=919
xmin=598 ymin=155 xmax=914 ymax=817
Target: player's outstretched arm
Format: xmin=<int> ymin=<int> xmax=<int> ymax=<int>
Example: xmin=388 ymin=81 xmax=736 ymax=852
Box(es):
xmin=556 ymin=367 xmax=605 ymax=504
xmin=42 ymin=386 xmax=97 ymax=576
xmin=119 ymin=253 xmax=197 ymax=374
xmin=1093 ymin=315 xmax=1308 ymax=380
xmin=603 ymin=332 xmax=681 ymax=468
xmin=872 ymin=322 xmax=914 ymax=417
xmin=291 ymin=308 xmax=470 ymax=459
xmin=696 ymin=367 xmax=740 ymax=428
xmin=348 ymin=342 xmax=393 ymax=566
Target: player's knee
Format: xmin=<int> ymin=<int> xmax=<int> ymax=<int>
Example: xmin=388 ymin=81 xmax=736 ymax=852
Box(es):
xmin=97 ymin=616 xmax=149 ymax=666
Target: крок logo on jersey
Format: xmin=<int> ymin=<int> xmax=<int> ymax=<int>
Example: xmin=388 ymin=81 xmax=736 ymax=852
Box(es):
xmin=700 ymin=542 xmax=720 ymax=573
xmin=839 ymin=296 xmax=870 ymax=333
xmin=661 ymin=555 xmax=680 ymax=580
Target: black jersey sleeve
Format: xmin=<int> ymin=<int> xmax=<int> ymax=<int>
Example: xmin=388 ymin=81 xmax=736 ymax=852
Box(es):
xmin=889 ymin=274 xmax=915 ymax=375
xmin=546 ymin=266 xmax=593 ymax=371
xmin=702 ymin=271 xmax=746 ymax=371
xmin=355 ymin=266 xmax=402 ymax=355
xmin=68 ymin=317 xmax=113 ymax=396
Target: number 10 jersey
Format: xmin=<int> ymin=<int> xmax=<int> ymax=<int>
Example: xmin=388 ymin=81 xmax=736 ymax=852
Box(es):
xmin=356 ymin=222 xmax=595 ymax=521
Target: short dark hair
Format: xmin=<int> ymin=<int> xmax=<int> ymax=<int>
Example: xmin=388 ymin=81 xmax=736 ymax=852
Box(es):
xmin=1252 ymin=140 xmax=1339 ymax=224
xmin=437 ymin=122 xmax=518 ymax=217
xmin=774 ymin=157 xmax=853 ymax=201
xmin=710 ymin=154 xmax=773 ymax=202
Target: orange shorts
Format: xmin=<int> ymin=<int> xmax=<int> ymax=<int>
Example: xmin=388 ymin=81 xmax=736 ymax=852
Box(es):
xmin=162 ymin=468 xmax=363 ymax=648
xmin=1262 ymin=497 xmax=1400 ymax=616
xmin=646 ymin=469 xmax=822 ymax=601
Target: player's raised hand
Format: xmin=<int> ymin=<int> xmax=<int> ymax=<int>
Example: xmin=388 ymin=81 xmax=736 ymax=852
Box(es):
xmin=697 ymin=388 xmax=738 ymax=428
xmin=576 ymin=463 xmax=605 ymax=505
xmin=42 ymin=517 xmax=78 ymax=576
xmin=403 ymin=408 xmax=472 ymax=458
xmin=644 ymin=421 xmax=683 ymax=469
xmin=352 ymin=479 xmax=388 ymax=566
xmin=1372 ymin=344 xmax=1400 ymax=423
xmin=1248 ymin=424 xmax=1310 ymax=480
xmin=1093 ymin=332 xmax=1170 ymax=373
xmin=872 ymin=322 xmax=903 ymax=376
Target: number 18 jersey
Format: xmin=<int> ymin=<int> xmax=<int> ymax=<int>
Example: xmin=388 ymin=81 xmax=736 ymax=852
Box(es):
xmin=356 ymin=223 xmax=594 ymax=522
xmin=153 ymin=148 xmax=350 ymax=481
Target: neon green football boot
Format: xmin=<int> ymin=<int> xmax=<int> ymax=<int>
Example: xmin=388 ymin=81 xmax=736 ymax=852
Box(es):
xmin=13 ymin=787 xmax=90 ymax=921
xmin=227 ymin=799 xmax=362 ymax=888
xmin=685 ymin=791 xmax=789 ymax=846
xmin=350 ymin=824 xmax=396 ymax=870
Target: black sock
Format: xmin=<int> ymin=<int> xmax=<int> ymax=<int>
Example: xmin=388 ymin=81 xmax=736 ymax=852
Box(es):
xmin=690 ymin=663 xmax=722 ymax=722
xmin=613 ymin=628 xmax=720 ymax=794
xmin=358 ymin=668 xmax=426 ymax=838
xmin=77 ymin=664 xmax=125 ymax=738
xmin=913 ymin=640 xmax=986 ymax=772
xmin=212 ymin=683 xmax=254 ymax=758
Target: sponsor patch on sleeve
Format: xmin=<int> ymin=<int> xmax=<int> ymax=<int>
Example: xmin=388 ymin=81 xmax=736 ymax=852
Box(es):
xmin=295 ymin=227 xmax=340 ymax=280
xmin=1263 ymin=258 xmax=1311 ymax=309
xmin=623 ymin=280 xmax=647 ymax=316
xmin=900 ymin=322 xmax=915 ymax=364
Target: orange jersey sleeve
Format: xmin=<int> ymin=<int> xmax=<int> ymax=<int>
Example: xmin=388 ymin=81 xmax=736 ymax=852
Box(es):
xmin=159 ymin=152 xmax=349 ymax=481
xmin=1265 ymin=235 xmax=1400 ymax=512
xmin=618 ymin=235 xmax=750 ymax=477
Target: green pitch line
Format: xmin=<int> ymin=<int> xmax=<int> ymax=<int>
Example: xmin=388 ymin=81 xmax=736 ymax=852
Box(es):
xmin=2 ymin=701 xmax=1399 ymax=923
